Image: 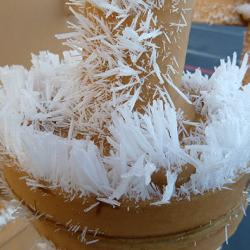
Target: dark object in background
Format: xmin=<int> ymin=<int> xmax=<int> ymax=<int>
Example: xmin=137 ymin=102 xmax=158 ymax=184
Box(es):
xmin=186 ymin=23 xmax=249 ymax=250
xmin=186 ymin=23 xmax=245 ymax=74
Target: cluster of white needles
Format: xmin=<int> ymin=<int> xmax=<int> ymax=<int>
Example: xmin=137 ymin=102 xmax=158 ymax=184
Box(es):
xmin=0 ymin=1 xmax=250 ymax=206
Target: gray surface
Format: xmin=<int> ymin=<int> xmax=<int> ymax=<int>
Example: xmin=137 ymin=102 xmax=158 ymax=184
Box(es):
xmin=186 ymin=23 xmax=245 ymax=70
xmin=186 ymin=23 xmax=249 ymax=250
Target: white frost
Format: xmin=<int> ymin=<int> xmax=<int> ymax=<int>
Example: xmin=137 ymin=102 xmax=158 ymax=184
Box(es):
xmin=0 ymin=1 xmax=249 ymax=204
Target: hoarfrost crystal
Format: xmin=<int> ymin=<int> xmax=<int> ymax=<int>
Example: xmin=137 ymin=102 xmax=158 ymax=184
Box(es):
xmin=0 ymin=1 xmax=249 ymax=205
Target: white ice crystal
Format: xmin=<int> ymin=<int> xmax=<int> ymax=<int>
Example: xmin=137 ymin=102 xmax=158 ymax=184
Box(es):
xmin=181 ymin=53 xmax=250 ymax=195
xmin=0 ymin=51 xmax=250 ymax=203
xmin=0 ymin=1 xmax=250 ymax=204
xmin=69 ymin=0 xmax=165 ymax=14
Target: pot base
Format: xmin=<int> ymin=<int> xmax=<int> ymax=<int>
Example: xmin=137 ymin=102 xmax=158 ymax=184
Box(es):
xmin=33 ymin=205 xmax=244 ymax=250
xmin=3 ymin=166 xmax=250 ymax=250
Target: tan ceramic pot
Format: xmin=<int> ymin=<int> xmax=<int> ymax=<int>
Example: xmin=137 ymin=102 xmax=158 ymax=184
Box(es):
xmin=3 ymin=1 xmax=248 ymax=250
xmin=4 ymin=166 xmax=250 ymax=250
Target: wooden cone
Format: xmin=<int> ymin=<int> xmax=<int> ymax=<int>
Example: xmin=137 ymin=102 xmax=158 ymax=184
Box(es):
xmin=139 ymin=0 xmax=196 ymax=118
xmin=81 ymin=0 xmax=196 ymax=119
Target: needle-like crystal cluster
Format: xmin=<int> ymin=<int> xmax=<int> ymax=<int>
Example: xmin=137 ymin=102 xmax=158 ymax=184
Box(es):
xmin=0 ymin=0 xmax=250 ymax=205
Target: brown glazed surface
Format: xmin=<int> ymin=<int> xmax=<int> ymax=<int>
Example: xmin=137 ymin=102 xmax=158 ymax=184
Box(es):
xmin=0 ymin=0 xmax=69 ymax=67
xmin=4 ymin=166 xmax=250 ymax=240
xmin=83 ymin=1 xmax=196 ymax=118
xmin=33 ymin=209 xmax=244 ymax=250
xmin=138 ymin=0 xmax=196 ymax=116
